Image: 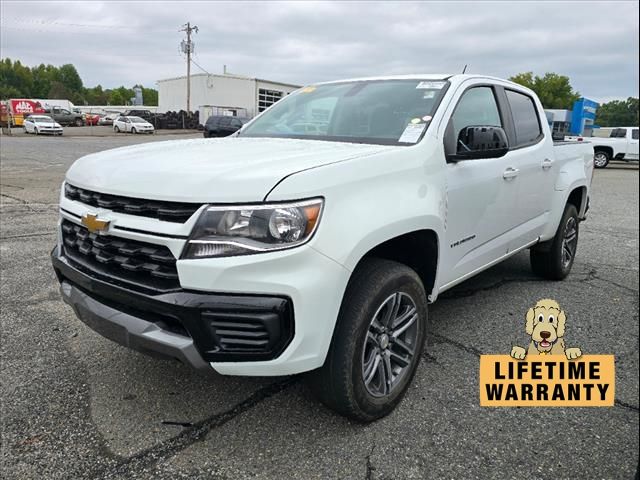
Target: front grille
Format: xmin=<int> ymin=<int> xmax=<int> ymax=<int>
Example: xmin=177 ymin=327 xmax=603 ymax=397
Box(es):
xmin=61 ymin=219 xmax=180 ymax=292
xmin=64 ymin=183 xmax=202 ymax=223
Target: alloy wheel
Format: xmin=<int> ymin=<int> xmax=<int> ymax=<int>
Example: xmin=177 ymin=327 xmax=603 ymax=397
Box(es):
xmin=562 ymin=217 xmax=578 ymax=269
xmin=361 ymin=292 xmax=419 ymax=397
xmin=594 ymin=152 xmax=608 ymax=167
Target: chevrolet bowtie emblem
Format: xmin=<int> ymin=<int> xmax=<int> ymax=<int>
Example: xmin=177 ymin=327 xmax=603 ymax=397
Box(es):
xmin=81 ymin=213 xmax=110 ymax=233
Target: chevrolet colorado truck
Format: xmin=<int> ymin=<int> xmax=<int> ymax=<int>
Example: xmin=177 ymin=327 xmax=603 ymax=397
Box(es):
xmin=567 ymin=126 xmax=639 ymax=168
xmin=51 ymin=74 xmax=594 ymax=421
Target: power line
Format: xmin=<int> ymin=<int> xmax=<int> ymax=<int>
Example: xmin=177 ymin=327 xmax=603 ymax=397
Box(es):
xmin=191 ymin=58 xmax=211 ymax=76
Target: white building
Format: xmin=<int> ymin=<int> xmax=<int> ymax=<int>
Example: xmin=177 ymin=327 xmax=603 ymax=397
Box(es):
xmin=157 ymin=73 xmax=300 ymax=119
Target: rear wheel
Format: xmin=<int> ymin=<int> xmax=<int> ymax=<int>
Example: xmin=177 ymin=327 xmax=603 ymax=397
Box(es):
xmin=307 ymin=258 xmax=427 ymax=422
xmin=530 ymin=203 xmax=579 ymax=280
xmin=594 ymin=150 xmax=610 ymax=168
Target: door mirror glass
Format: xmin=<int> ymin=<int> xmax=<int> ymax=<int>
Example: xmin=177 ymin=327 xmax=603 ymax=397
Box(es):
xmin=449 ymin=126 xmax=509 ymax=161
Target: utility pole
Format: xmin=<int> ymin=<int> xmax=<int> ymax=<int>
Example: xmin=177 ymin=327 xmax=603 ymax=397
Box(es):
xmin=180 ymin=22 xmax=198 ymax=112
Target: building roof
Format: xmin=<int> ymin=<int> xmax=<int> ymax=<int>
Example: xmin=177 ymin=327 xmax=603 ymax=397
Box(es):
xmin=156 ymin=73 xmax=301 ymax=89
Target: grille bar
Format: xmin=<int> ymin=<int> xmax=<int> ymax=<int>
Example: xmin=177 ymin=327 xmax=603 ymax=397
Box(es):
xmin=61 ymin=219 xmax=180 ymax=292
xmin=65 ymin=183 xmax=202 ymax=223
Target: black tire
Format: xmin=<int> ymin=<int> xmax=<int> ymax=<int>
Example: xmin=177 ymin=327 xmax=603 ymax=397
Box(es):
xmin=530 ymin=203 xmax=579 ymax=280
xmin=594 ymin=150 xmax=610 ymax=168
xmin=75 ymin=118 xmax=83 ymax=127
xmin=114 ymin=126 xmax=120 ymax=133
xmin=306 ymin=258 xmax=427 ymax=422
xmin=34 ymin=127 xmax=39 ymax=135
xmin=131 ymin=127 xmax=137 ymax=134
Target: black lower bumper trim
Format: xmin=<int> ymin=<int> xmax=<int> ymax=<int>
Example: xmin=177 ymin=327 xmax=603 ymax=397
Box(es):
xmin=51 ymin=246 xmax=295 ymax=363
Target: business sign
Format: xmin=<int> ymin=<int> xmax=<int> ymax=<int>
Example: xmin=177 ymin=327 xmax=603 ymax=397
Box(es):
xmin=10 ymin=99 xmax=45 ymax=115
xmin=570 ymin=98 xmax=599 ymax=135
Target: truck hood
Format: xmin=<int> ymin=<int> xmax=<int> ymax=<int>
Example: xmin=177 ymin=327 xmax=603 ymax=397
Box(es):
xmin=66 ymin=137 xmax=393 ymax=203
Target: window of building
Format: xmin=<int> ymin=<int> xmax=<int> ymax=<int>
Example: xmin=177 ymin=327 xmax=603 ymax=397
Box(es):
xmin=258 ymin=89 xmax=283 ymax=112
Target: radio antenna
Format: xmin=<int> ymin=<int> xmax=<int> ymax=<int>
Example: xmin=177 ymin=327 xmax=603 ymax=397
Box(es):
xmin=462 ymin=64 xmax=468 ymax=74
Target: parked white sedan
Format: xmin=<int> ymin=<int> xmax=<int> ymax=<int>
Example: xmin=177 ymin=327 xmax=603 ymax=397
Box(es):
xmin=23 ymin=115 xmax=63 ymax=135
xmin=113 ymin=116 xmax=155 ymax=134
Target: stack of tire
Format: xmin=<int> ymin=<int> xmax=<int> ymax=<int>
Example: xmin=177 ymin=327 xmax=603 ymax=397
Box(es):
xmin=150 ymin=111 xmax=200 ymax=130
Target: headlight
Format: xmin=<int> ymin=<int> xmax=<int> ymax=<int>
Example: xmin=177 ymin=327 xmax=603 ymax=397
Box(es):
xmin=182 ymin=198 xmax=323 ymax=259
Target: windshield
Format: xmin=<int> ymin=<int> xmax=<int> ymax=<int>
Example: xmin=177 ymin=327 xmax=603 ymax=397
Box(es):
xmin=240 ymin=79 xmax=449 ymax=145
xmin=34 ymin=117 xmax=54 ymax=123
xmin=129 ymin=117 xmax=146 ymax=123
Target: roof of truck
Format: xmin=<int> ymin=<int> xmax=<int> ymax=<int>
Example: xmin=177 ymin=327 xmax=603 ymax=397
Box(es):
xmin=315 ymin=74 xmax=525 ymax=88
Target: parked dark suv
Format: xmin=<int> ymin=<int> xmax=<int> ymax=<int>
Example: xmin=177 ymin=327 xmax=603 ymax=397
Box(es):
xmin=203 ymin=115 xmax=249 ymax=138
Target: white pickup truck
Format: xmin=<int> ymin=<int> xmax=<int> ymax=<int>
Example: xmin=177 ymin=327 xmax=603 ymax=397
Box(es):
xmin=52 ymin=74 xmax=594 ymax=421
xmin=567 ymin=126 xmax=639 ymax=168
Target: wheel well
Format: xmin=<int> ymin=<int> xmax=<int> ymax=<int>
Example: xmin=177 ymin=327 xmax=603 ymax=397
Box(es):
xmin=567 ymin=186 xmax=586 ymax=215
xmin=359 ymin=230 xmax=438 ymax=299
xmin=594 ymin=145 xmax=613 ymax=157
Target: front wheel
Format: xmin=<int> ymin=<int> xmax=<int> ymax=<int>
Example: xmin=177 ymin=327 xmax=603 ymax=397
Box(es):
xmin=34 ymin=127 xmax=39 ymax=135
xmin=594 ymin=150 xmax=610 ymax=168
xmin=75 ymin=118 xmax=83 ymax=127
xmin=307 ymin=258 xmax=427 ymax=422
xmin=530 ymin=203 xmax=579 ymax=280
xmin=131 ymin=127 xmax=137 ymax=134
xmin=114 ymin=126 xmax=120 ymax=133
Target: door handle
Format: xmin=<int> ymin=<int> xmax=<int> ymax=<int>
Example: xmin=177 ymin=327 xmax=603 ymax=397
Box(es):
xmin=542 ymin=158 xmax=554 ymax=170
xmin=502 ymin=167 xmax=519 ymax=179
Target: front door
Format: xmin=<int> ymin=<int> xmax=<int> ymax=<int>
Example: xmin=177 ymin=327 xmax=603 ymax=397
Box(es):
xmin=441 ymin=85 xmax=521 ymax=286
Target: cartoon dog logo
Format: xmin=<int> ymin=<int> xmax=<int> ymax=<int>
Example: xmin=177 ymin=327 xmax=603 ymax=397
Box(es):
xmin=511 ymin=299 xmax=582 ymax=360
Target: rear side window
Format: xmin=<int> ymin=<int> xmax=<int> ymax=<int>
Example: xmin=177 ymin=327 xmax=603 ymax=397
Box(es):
xmin=610 ymin=128 xmax=626 ymax=138
xmin=633 ymin=129 xmax=639 ymax=140
xmin=506 ymin=90 xmax=542 ymax=147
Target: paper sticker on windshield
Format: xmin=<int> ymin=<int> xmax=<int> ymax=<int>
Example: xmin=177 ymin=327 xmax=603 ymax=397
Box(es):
xmin=416 ymin=81 xmax=446 ymax=90
xmin=398 ymin=123 xmax=427 ymax=144
xmin=301 ymin=86 xmax=316 ymax=93
xmin=423 ymin=91 xmax=436 ymax=99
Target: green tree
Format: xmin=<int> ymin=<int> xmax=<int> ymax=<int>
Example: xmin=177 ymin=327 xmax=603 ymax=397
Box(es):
xmin=141 ymin=86 xmax=158 ymax=106
xmin=595 ymin=97 xmax=639 ymax=127
xmin=0 ymin=57 xmax=159 ymax=107
xmin=509 ymin=72 xmax=581 ymax=109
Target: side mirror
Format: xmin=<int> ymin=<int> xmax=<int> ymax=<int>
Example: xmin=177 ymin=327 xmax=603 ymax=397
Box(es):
xmin=448 ymin=126 xmax=509 ymax=162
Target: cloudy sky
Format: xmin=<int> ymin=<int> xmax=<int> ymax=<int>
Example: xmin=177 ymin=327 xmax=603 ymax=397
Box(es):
xmin=1 ymin=1 xmax=638 ymax=102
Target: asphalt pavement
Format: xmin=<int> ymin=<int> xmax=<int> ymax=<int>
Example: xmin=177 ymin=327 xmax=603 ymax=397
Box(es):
xmin=1 ymin=134 xmax=638 ymax=479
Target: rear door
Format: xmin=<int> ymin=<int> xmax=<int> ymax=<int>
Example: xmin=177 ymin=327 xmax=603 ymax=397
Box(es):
xmin=628 ymin=128 xmax=639 ymax=159
xmin=501 ymin=88 xmax=555 ymax=246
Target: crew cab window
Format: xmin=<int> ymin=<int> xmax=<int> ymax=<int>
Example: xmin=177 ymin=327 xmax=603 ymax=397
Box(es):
xmin=633 ymin=129 xmax=639 ymax=140
xmin=505 ymin=90 xmax=542 ymax=147
xmin=610 ymin=128 xmax=626 ymax=138
xmin=450 ymin=87 xmax=502 ymax=139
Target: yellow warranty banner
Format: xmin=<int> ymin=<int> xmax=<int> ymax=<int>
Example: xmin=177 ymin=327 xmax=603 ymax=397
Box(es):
xmin=480 ymin=355 xmax=615 ymax=407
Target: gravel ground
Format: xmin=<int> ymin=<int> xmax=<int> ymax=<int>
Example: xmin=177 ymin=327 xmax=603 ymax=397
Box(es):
xmin=1 ymin=134 xmax=638 ymax=479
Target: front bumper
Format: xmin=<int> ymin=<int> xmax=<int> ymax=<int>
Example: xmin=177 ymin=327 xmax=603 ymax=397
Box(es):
xmin=52 ymin=235 xmax=350 ymax=375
